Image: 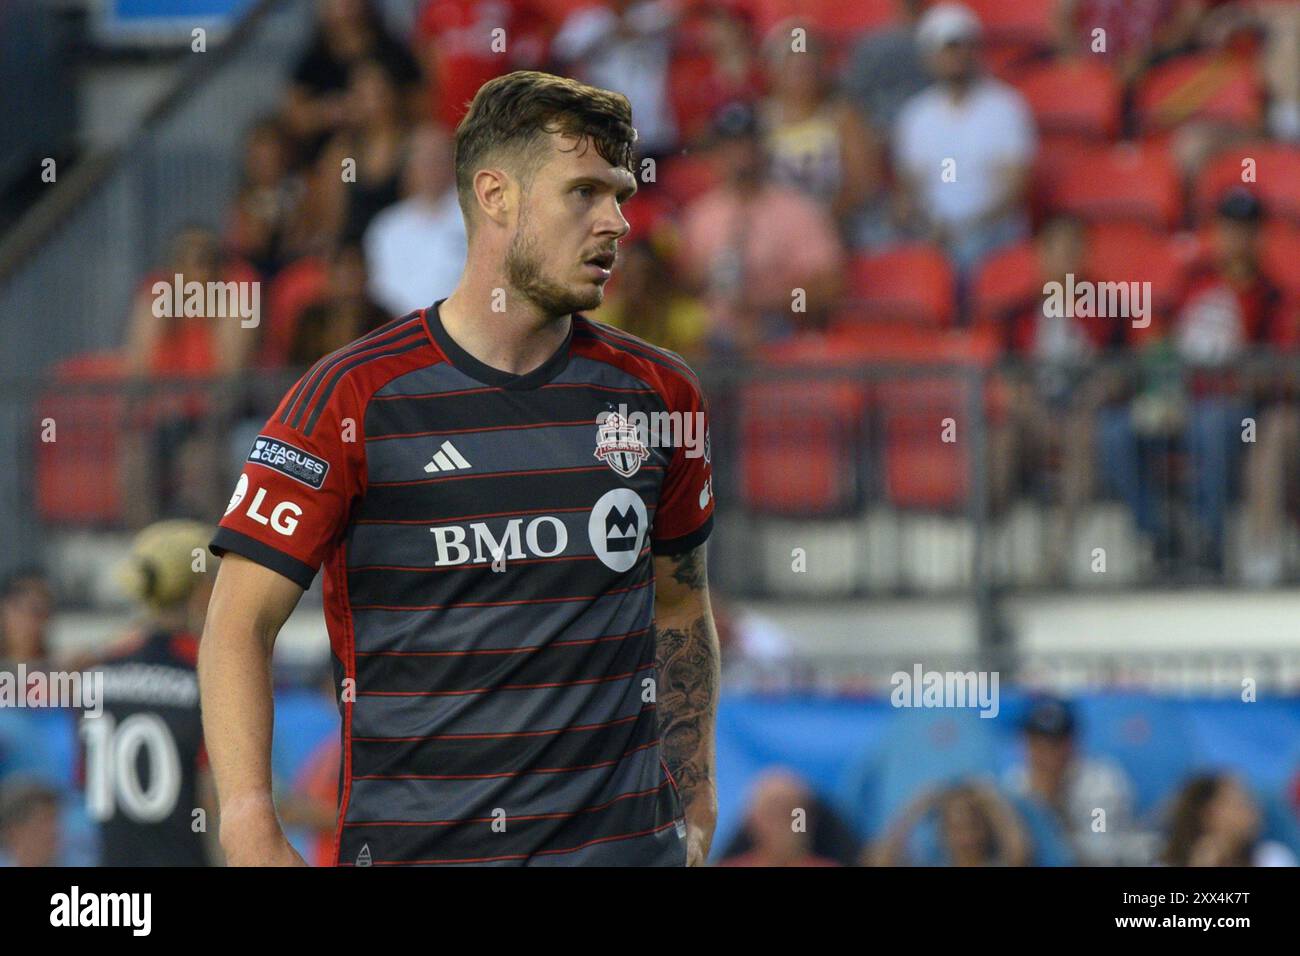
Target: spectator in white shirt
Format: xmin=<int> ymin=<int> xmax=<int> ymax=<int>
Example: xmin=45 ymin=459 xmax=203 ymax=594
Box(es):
xmin=893 ymin=3 xmax=1037 ymax=278
xmin=363 ymin=123 xmax=467 ymax=316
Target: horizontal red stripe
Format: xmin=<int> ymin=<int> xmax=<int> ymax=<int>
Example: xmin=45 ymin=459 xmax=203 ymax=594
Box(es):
xmin=357 ymin=662 xmax=654 ymax=697
xmin=354 ymin=626 xmax=650 ymax=658
xmin=352 ymin=739 xmax=661 ymax=781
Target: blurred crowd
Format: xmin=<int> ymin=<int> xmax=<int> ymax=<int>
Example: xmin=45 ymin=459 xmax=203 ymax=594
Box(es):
xmin=58 ymin=0 xmax=1299 ymax=582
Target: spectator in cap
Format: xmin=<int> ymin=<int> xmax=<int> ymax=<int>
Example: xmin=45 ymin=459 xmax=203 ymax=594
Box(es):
xmin=1002 ymin=696 xmax=1142 ymax=865
xmin=1103 ymin=189 xmax=1298 ymax=579
xmin=677 ymin=101 xmax=845 ymax=354
xmin=1179 ymin=188 xmax=1296 ymax=581
xmin=893 ymin=2 xmax=1037 ymax=280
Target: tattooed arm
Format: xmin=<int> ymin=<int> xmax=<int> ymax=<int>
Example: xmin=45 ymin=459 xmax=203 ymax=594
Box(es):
xmin=652 ymin=542 xmax=721 ymax=866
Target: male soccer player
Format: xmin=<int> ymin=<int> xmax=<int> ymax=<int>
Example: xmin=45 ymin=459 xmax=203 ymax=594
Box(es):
xmin=200 ymin=71 xmax=720 ymax=866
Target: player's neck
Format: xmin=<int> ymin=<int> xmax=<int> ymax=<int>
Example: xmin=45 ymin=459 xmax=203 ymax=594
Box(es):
xmin=439 ymin=283 xmax=572 ymax=376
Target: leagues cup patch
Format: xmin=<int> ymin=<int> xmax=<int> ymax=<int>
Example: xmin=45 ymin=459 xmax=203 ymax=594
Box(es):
xmin=247 ymin=435 xmax=329 ymax=489
xmin=594 ymin=412 xmax=650 ymax=478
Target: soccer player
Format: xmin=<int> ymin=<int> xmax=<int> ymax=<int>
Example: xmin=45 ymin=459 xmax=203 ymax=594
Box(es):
xmin=200 ymin=71 xmax=720 ymax=866
xmin=81 ymin=520 xmax=217 ymax=866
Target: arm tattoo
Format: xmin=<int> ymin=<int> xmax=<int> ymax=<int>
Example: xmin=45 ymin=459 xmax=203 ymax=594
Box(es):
xmin=654 ymin=548 xmax=720 ymax=811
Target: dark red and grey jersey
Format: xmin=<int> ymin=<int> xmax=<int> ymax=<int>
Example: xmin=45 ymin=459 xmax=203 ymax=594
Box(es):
xmin=80 ymin=630 xmax=208 ymax=867
xmin=211 ymin=301 xmax=714 ymax=866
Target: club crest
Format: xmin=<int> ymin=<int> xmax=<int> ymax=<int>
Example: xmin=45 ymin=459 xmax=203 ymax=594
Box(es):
xmin=594 ymin=411 xmax=651 ymax=478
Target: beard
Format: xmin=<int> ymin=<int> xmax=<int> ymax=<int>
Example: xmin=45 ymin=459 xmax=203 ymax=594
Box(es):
xmin=504 ymin=213 xmax=605 ymax=317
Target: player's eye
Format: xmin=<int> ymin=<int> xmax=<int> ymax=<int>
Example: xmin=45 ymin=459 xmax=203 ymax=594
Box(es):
xmin=574 ymin=185 xmax=595 ymax=199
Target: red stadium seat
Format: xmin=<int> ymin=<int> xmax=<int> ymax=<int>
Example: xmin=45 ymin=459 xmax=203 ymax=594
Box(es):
xmin=963 ymin=0 xmax=1055 ymax=46
xmin=261 ymin=256 xmax=328 ymax=367
xmin=843 ymin=244 xmax=957 ymax=326
xmin=1046 ymin=142 xmax=1183 ymax=229
xmin=656 ymin=153 xmax=719 ymax=209
xmin=35 ymin=352 xmax=128 ymax=525
xmin=972 ymin=241 xmax=1040 ymax=325
xmin=1084 ymin=224 xmax=1190 ymax=318
xmin=1015 ymin=59 xmax=1122 ymax=141
xmin=824 ymin=323 xmax=999 ymax=511
xmin=738 ymin=334 xmax=870 ymax=516
xmin=1193 ymin=142 xmax=1300 ymax=222
xmin=1135 ymin=53 xmax=1263 ymax=136
xmin=731 ymin=0 xmax=896 ymax=42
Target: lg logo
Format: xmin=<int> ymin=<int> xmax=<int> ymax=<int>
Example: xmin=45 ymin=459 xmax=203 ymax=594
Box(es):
xmin=224 ymin=474 xmax=302 ymax=536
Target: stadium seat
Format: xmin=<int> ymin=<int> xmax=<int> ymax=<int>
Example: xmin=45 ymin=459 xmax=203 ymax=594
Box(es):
xmin=1084 ymin=223 xmax=1189 ymax=318
xmin=842 ymin=244 xmax=957 ymax=326
xmin=1014 ymin=59 xmax=1122 ymax=141
xmin=1046 ymin=142 xmax=1183 ymax=229
xmin=261 ymin=255 xmax=328 ymax=367
xmin=972 ymin=241 xmax=1040 ymax=325
xmin=731 ymin=0 xmax=896 ymax=43
xmin=822 ymin=323 xmax=998 ymax=512
xmin=656 ymin=152 xmax=719 ymax=209
xmin=1193 ymin=142 xmax=1300 ymax=223
xmin=1135 ymin=53 xmax=1264 ymax=137
xmin=737 ymin=334 xmax=869 ymax=517
xmin=35 ymin=352 xmax=128 ymax=525
xmin=963 ymin=0 xmax=1054 ymax=46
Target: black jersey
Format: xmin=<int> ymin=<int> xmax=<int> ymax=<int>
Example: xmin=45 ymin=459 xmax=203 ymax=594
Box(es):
xmin=81 ymin=630 xmax=208 ymax=866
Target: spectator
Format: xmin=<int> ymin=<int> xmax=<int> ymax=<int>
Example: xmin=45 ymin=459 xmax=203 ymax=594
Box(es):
xmin=1002 ymin=696 xmax=1143 ymax=866
xmin=984 ymin=217 xmax=1154 ymax=578
xmin=0 ymin=778 xmax=61 ymax=867
xmin=589 ymin=230 xmax=709 ymax=361
xmin=0 ymin=567 xmax=52 ymax=667
xmin=284 ymin=0 xmax=422 ymax=165
xmin=313 ymin=60 xmax=414 ymax=248
xmin=363 ymin=123 xmax=467 ymax=316
xmin=677 ymin=102 xmax=844 ymax=355
xmin=552 ymin=0 xmax=680 ymax=157
xmin=758 ymin=23 xmax=882 ymax=240
xmin=1178 ymin=188 xmax=1297 ymax=580
xmin=287 ymin=242 xmax=390 ymax=366
xmin=415 ymin=0 xmax=551 ymax=129
xmin=666 ymin=2 xmax=762 ymax=147
xmin=870 ymin=781 xmax=1031 ymax=866
xmin=1102 ymin=190 xmax=1295 ymax=575
xmin=718 ymin=769 xmax=846 ymax=866
xmin=842 ymin=0 xmax=930 ymax=133
xmin=1165 ymin=773 xmax=1298 ymax=866
xmin=120 ymin=226 xmax=258 ymax=526
xmin=893 ymin=3 xmax=1037 ymax=279
xmin=226 ymin=117 xmax=309 ymax=282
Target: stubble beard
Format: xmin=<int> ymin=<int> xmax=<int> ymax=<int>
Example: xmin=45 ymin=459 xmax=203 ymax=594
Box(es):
xmin=504 ymin=210 xmax=605 ymax=317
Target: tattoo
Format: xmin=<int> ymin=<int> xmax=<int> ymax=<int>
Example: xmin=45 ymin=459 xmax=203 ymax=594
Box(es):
xmin=668 ymin=545 xmax=707 ymax=590
xmin=653 ymin=547 xmax=719 ymax=809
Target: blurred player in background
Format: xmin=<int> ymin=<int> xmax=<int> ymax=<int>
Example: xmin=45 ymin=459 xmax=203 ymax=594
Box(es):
xmin=80 ymin=520 xmax=218 ymax=866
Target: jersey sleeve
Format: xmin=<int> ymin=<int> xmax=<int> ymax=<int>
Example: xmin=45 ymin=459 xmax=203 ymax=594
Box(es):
xmin=209 ymin=369 xmax=366 ymax=589
xmin=651 ymin=370 xmax=714 ymax=556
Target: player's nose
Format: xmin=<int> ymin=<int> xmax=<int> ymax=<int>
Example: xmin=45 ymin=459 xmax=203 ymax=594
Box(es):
xmin=595 ymin=197 xmax=630 ymax=240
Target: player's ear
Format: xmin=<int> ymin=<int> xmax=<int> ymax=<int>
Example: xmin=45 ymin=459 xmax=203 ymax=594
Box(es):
xmin=472 ymin=167 xmax=512 ymax=228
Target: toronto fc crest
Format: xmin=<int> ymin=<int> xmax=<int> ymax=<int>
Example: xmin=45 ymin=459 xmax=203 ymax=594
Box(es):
xmin=594 ymin=411 xmax=651 ymax=478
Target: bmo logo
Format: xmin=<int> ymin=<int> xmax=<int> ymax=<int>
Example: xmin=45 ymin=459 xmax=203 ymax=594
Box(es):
xmin=429 ymin=516 xmax=568 ymax=567
xmin=225 ymin=475 xmax=302 ymax=537
xmin=588 ymin=488 xmax=647 ymax=573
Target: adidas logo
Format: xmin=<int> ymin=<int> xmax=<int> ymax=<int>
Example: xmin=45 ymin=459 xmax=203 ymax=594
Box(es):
xmin=356 ymin=843 xmax=372 ymax=867
xmin=424 ymin=440 xmax=472 ymax=473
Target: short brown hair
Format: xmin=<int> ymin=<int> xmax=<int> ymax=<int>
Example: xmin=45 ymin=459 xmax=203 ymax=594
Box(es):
xmin=454 ymin=71 xmax=637 ymax=223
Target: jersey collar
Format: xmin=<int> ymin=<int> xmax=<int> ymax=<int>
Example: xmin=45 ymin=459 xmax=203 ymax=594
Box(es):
xmin=425 ymin=298 xmax=574 ymax=391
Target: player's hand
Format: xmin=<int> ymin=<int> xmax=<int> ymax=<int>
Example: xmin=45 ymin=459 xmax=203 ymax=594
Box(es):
xmin=685 ymin=824 xmax=713 ymax=867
